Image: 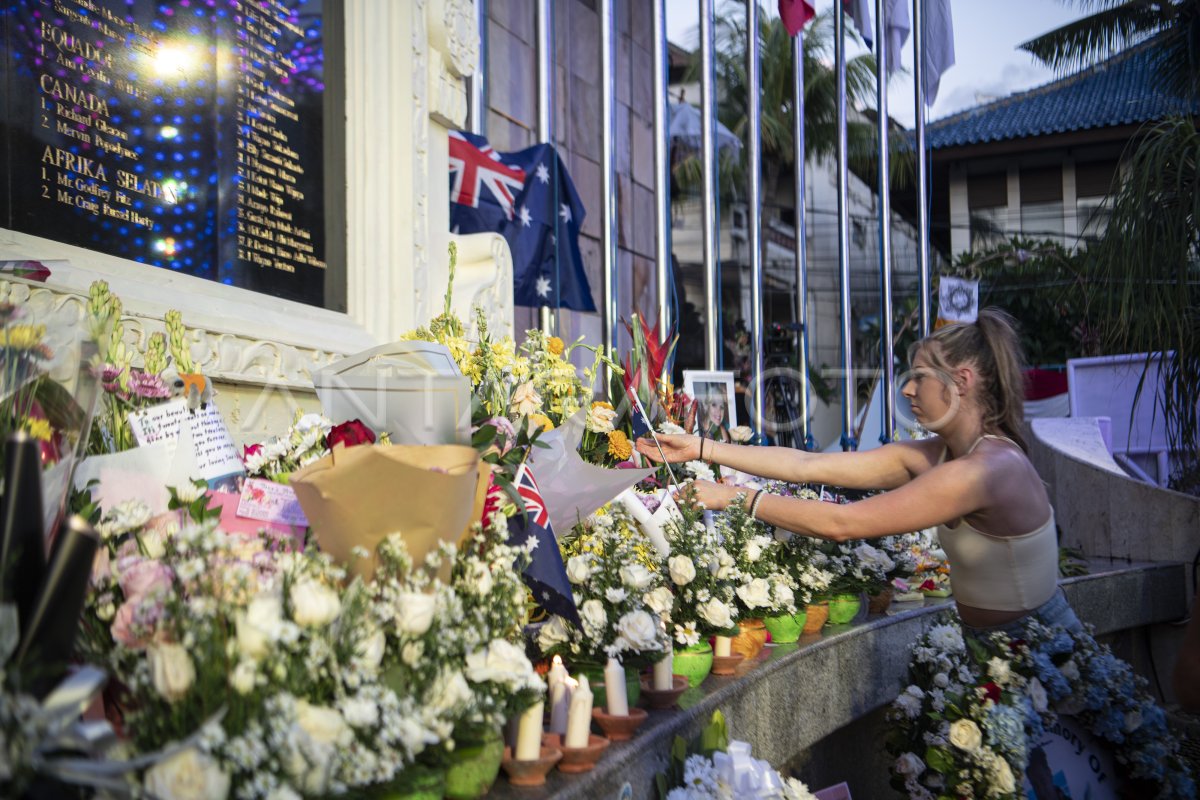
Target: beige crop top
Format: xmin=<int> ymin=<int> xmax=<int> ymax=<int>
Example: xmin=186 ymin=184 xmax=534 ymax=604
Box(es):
xmin=935 ymin=435 xmax=1059 ymax=612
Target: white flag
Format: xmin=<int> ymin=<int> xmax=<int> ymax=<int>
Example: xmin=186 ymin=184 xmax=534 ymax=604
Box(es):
xmin=885 ymin=0 xmax=910 ymax=75
xmin=843 ymin=0 xmax=873 ymax=48
xmin=923 ymin=0 xmax=956 ymax=106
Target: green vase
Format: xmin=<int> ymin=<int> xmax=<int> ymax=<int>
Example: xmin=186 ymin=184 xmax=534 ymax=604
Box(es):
xmin=763 ymin=611 xmax=808 ymax=644
xmin=578 ymin=663 xmax=641 ymax=710
xmin=369 ymin=763 xmax=445 ymax=800
xmin=826 ymin=593 xmax=863 ymax=625
xmin=672 ymin=642 xmax=714 ymax=688
xmin=443 ymin=727 xmax=504 ymax=800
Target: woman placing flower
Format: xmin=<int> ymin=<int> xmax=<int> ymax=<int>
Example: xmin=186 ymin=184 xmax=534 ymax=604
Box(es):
xmin=638 ymin=309 xmax=1193 ymax=798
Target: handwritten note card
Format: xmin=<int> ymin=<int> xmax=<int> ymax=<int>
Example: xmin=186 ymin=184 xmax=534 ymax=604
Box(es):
xmin=128 ymin=399 xmax=244 ymax=483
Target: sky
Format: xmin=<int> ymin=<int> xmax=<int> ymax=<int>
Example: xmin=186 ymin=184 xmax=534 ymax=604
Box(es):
xmin=665 ymin=0 xmax=1083 ymax=128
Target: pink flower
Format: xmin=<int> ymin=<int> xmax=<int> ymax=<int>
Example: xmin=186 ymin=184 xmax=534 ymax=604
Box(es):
xmin=117 ymin=557 xmax=174 ymax=601
xmin=129 ymin=370 xmax=171 ymax=400
xmin=111 ymin=597 xmax=163 ymax=649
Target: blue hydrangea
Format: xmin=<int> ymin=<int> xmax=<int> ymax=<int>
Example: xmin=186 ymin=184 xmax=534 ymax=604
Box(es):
xmin=1030 ymin=652 xmax=1071 ymax=698
xmin=983 ymin=703 xmax=1027 ymax=760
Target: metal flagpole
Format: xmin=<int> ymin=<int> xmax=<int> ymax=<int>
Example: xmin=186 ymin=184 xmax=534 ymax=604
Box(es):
xmin=874 ymin=0 xmax=895 ymax=443
xmin=469 ymin=0 xmax=487 ymax=136
xmin=835 ymin=1 xmax=855 ymax=450
xmin=792 ymin=31 xmax=812 ymax=449
xmin=747 ymin=0 xmax=765 ymax=436
xmin=601 ymin=0 xmax=618 ymax=384
xmin=537 ymin=0 xmax=555 ymax=335
xmin=700 ymin=0 xmax=720 ymax=370
xmin=913 ymin=0 xmax=932 ymax=337
xmin=653 ymin=0 xmax=672 ymax=342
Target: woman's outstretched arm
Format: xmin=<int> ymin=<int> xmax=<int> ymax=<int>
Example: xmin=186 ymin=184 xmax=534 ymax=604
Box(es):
xmin=635 ymin=433 xmax=942 ymax=490
xmin=688 ymin=454 xmax=988 ymax=541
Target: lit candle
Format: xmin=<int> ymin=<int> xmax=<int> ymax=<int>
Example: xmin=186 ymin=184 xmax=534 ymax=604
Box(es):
xmin=514 ymin=700 xmax=544 ymax=761
xmin=653 ymin=651 xmax=674 ymax=691
xmin=564 ymin=675 xmax=593 ymax=748
xmin=714 ymin=636 xmax=732 ymax=658
xmin=604 ymin=657 xmax=629 ymax=716
xmin=550 ymin=674 xmax=575 ymax=735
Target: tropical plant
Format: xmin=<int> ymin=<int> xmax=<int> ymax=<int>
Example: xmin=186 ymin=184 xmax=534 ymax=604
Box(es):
xmin=1081 ymin=117 xmax=1200 ymax=484
xmin=673 ymin=8 xmax=896 ymax=204
xmin=950 ymin=238 xmax=1096 ymax=366
xmin=1023 ymin=4 xmax=1200 ymax=488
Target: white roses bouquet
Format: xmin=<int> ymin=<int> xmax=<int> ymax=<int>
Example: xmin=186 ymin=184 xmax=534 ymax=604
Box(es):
xmin=716 ymin=496 xmax=796 ymax=619
xmin=661 ymin=488 xmax=741 ymax=648
xmin=371 ymin=516 xmax=543 ymax=746
xmin=537 ymin=504 xmax=672 ymax=668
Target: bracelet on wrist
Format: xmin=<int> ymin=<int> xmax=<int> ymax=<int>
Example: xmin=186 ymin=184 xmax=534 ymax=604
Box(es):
xmin=749 ymin=489 xmax=765 ymax=520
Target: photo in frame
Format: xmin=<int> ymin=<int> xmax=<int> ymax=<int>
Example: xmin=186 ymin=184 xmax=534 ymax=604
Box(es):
xmin=683 ymin=370 xmax=737 ymax=440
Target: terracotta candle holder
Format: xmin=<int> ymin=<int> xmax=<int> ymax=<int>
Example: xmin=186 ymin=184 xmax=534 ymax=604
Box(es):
xmin=638 ymin=674 xmax=688 ymax=709
xmin=501 ymin=739 xmax=563 ymax=787
xmin=590 ymin=706 xmax=648 ymax=742
xmin=710 ymin=653 xmax=744 ymax=676
xmin=555 ymin=733 xmax=610 ymax=774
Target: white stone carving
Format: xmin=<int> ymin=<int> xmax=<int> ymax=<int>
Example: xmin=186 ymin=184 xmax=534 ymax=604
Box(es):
xmin=449 ymin=232 xmax=514 ymax=339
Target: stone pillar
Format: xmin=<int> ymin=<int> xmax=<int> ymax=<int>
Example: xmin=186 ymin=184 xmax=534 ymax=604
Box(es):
xmin=344 ymin=0 xmax=513 ymax=341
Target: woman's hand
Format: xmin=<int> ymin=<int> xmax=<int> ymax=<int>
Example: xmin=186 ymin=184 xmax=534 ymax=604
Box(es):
xmin=635 ymin=433 xmax=701 ymax=464
xmin=688 ymin=480 xmax=741 ymax=512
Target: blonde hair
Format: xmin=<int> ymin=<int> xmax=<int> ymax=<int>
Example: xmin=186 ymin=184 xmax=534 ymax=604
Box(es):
xmin=909 ymin=308 xmax=1028 ymax=451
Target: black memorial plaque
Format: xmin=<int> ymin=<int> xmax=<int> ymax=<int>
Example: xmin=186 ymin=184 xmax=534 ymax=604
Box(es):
xmin=0 ymin=0 xmax=332 ymax=308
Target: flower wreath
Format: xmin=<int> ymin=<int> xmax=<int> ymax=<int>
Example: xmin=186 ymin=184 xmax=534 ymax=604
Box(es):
xmin=886 ymin=617 xmax=1195 ymax=800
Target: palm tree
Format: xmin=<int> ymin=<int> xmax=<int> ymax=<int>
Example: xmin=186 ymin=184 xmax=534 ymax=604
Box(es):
xmin=1023 ymin=1 xmax=1200 ymax=485
xmin=1020 ymin=0 xmax=1200 ymax=105
xmin=672 ymin=9 xmax=896 ymax=207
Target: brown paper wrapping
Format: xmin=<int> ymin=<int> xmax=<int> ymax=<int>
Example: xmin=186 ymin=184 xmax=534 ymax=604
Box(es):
xmin=290 ymin=444 xmax=490 ymax=581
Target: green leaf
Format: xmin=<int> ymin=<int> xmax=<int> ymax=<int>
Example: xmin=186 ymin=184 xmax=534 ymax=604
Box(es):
xmin=924 ymin=745 xmax=955 ymax=774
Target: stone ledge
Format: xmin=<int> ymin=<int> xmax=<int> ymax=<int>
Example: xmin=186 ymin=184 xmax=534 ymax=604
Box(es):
xmin=492 ymin=561 xmax=1185 ymax=800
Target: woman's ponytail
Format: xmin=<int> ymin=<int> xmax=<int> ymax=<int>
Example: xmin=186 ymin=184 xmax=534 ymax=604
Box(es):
xmin=974 ymin=308 xmax=1028 ymax=451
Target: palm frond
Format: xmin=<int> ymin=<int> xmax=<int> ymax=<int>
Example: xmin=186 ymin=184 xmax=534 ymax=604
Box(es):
xmin=1019 ymin=2 xmax=1171 ymax=73
xmin=1085 ymin=116 xmax=1200 ymax=456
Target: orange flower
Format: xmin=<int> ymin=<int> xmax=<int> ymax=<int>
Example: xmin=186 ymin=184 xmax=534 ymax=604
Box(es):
xmin=529 ymin=413 xmax=555 ymax=432
xmin=547 ymin=336 xmax=565 ymax=356
xmin=591 ymin=400 xmax=614 ymax=411
xmin=607 ymin=429 xmax=632 ymax=460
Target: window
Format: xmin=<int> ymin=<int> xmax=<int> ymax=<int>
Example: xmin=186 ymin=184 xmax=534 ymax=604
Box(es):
xmin=967 ymin=172 xmax=1008 ymax=252
xmin=1020 ymin=167 xmax=1064 ymax=244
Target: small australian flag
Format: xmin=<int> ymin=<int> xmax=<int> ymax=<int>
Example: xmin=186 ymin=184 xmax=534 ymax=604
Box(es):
xmin=507 ymin=462 xmax=581 ymax=627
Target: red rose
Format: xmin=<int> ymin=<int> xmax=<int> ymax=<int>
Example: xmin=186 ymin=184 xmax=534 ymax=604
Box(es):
xmin=327 ymin=419 xmax=376 ymax=449
xmin=982 ymin=681 xmax=1001 ymax=703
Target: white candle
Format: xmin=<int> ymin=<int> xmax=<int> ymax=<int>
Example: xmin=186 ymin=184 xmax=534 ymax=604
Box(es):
xmin=515 ymin=700 xmax=544 ymax=760
xmin=653 ymin=651 xmax=674 ymax=690
xmin=564 ymin=675 xmax=593 ymax=748
xmin=714 ymin=635 xmax=732 ymax=657
xmin=604 ymin=657 xmax=629 ymax=716
xmin=549 ymin=675 xmax=575 ymax=735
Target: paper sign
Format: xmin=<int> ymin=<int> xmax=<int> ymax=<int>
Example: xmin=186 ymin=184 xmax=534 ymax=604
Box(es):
xmin=237 ymin=478 xmax=309 ymax=527
xmin=937 ymin=275 xmax=979 ymax=323
xmin=1022 ymin=717 xmax=1117 ymax=800
xmin=129 ymin=399 xmax=244 ymax=484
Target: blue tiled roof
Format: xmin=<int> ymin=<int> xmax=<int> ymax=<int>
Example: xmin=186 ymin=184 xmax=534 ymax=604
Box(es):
xmin=925 ymin=40 xmax=1198 ymax=150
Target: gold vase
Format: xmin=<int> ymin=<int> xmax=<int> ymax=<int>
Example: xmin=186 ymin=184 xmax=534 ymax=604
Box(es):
xmin=801 ymin=602 xmax=829 ymax=634
xmin=730 ymin=618 xmax=768 ymax=660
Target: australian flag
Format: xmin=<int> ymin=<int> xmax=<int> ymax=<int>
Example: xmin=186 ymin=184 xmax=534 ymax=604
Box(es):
xmin=507 ymin=462 xmax=582 ymax=627
xmin=449 ymin=131 xmax=596 ymax=312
